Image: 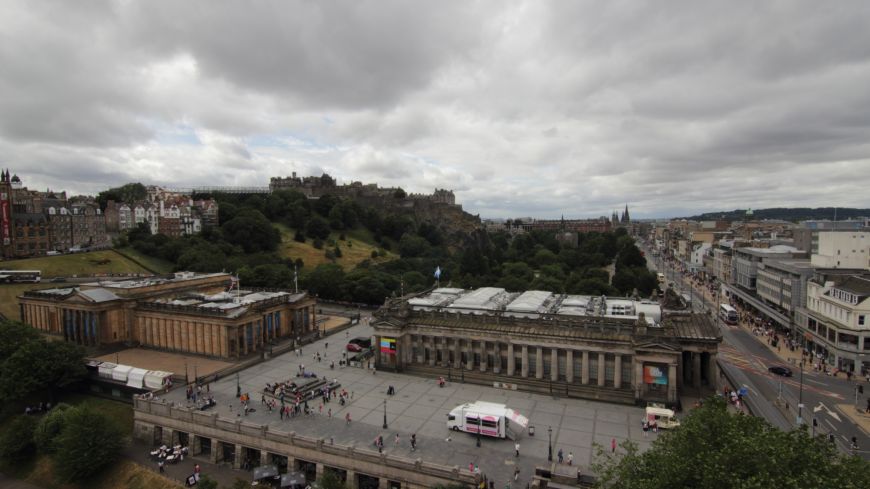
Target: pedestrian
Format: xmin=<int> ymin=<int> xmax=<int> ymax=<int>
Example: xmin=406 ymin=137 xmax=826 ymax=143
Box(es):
xmin=515 ymin=442 xmax=520 ymax=457
xmin=328 ymin=408 xmax=332 ymax=418
xmin=395 ymin=433 xmax=400 ymax=446
xmin=611 ymin=437 xmax=616 ymax=453
xmin=158 ymin=460 xmax=165 ymax=473
xmin=469 ymin=462 xmax=474 ymax=472
xmin=642 ymin=421 xmax=649 ymax=437
xmin=558 ymin=448 xmax=563 ymax=464
xmin=567 ymin=451 xmax=573 ymax=466
xmin=346 ymin=412 xmax=352 ymax=424
xmin=411 ymin=433 xmax=417 ymax=451
xmin=325 ymin=342 xmax=328 ymax=350
xmin=513 ymin=466 xmax=520 ymax=481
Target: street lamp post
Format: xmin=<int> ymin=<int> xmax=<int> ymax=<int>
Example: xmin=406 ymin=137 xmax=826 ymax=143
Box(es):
xmin=383 ymin=399 xmax=388 ymax=429
xmin=236 ymin=372 xmax=241 ymax=398
xmin=447 ymin=361 xmax=452 ymax=382
xmin=547 ymin=426 xmax=553 ymax=462
xmin=476 ymin=417 xmax=481 ymax=447
xmin=797 ymin=362 xmax=804 ymax=425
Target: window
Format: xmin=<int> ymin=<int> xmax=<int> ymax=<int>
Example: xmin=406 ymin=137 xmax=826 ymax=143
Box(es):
xmin=860 ymin=315 xmax=866 ymax=326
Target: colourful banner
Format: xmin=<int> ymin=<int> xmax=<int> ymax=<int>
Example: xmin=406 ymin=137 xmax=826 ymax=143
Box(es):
xmin=380 ymin=337 xmax=396 ymax=355
xmin=643 ymin=365 xmax=668 ymax=385
xmin=1 ymin=192 xmax=9 ymax=246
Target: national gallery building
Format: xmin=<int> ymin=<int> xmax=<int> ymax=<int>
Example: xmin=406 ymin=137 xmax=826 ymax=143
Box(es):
xmin=18 ymin=272 xmax=316 ymax=359
xmin=372 ymin=288 xmax=721 ymax=405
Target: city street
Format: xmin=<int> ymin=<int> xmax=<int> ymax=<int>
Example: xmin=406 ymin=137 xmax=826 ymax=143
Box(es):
xmin=643 ymin=243 xmax=870 ymax=459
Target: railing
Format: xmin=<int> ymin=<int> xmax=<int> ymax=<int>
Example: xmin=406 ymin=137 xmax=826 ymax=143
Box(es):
xmin=133 ymin=398 xmax=476 ymax=485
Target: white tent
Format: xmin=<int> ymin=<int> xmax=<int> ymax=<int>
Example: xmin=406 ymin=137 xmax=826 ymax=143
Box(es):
xmin=98 ymin=362 xmax=117 ymax=379
xmin=126 ymin=368 xmax=148 ymax=388
xmin=144 ymin=371 xmax=173 ymax=389
xmin=112 ymin=364 xmax=133 ymax=382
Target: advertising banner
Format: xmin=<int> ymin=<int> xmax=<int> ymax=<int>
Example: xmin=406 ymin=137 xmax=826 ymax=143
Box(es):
xmin=380 ymin=337 xmax=396 ymax=355
xmin=1 ymin=191 xmax=9 ymax=246
xmin=643 ymin=364 xmax=668 ymax=385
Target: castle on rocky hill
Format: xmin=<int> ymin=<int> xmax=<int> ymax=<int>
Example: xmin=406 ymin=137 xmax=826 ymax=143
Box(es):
xmin=269 ymin=172 xmax=457 ymax=207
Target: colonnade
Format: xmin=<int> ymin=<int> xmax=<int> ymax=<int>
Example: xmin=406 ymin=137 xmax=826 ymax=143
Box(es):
xmin=396 ymin=334 xmax=636 ymax=389
xmin=60 ymin=308 xmax=100 ymax=346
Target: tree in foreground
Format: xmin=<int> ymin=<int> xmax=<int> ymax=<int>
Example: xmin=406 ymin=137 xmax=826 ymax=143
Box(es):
xmin=591 ymin=396 xmax=870 ymax=489
xmin=318 ymin=470 xmax=350 ymax=489
xmin=33 ymin=403 xmax=73 ymax=454
xmin=53 ymin=404 xmax=125 ymax=482
xmin=0 ymin=415 xmax=38 ymax=463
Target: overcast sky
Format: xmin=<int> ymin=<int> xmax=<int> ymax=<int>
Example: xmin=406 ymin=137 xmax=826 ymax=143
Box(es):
xmin=2 ymin=1 xmax=869 ymax=219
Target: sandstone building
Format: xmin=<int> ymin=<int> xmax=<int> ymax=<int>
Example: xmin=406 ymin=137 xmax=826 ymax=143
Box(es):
xmin=372 ymin=287 xmax=720 ymax=405
xmin=18 ymin=272 xmax=316 ymax=359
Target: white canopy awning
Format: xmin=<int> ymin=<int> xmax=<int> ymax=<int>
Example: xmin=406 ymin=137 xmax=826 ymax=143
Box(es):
xmin=126 ymin=368 xmax=148 ymax=388
xmin=505 ymin=408 xmax=529 ymax=428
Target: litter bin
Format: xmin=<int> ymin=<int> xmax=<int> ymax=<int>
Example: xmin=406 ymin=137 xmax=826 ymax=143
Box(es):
xmin=528 ymin=426 xmax=535 ymax=436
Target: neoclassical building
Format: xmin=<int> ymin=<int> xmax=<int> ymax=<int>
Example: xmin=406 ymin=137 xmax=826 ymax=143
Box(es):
xmin=372 ymin=288 xmax=720 ymax=405
xmin=18 ymin=272 xmax=317 ymax=359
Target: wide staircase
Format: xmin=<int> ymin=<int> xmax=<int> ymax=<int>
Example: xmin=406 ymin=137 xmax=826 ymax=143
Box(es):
xmin=403 ymin=364 xmax=637 ymax=405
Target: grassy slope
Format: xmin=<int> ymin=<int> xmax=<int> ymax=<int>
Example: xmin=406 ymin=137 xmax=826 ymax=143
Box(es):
xmin=0 ymin=250 xmax=152 ymax=277
xmin=276 ymin=224 xmax=397 ymax=271
xmin=115 ymin=247 xmax=175 ymax=274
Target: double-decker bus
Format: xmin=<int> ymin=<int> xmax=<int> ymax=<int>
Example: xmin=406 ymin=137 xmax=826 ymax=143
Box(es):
xmin=719 ymin=304 xmax=738 ymax=325
xmin=0 ymin=270 xmax=42 ymax=283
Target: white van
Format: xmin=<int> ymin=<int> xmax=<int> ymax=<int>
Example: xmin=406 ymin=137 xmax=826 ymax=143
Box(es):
xmin=446 ymin=401 xmax=528 ymax=439
xmin=643 ymin=405 xmax=680 ymax=429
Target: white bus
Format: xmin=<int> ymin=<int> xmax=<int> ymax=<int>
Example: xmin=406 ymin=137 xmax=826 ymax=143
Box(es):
xmin=719 ymin=304 xmax=738 ymax=325
xmin=446 ymin=401 xmax=528 ymax=439
xmin=0 ymin=270 xmax=41 ymax=283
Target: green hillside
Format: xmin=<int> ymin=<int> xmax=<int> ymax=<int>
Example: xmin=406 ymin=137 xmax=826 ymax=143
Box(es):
xmin=0 ymin=250 xmax=154 ymax=277
xmin=276 ymin=224 xmax=397 ymax=271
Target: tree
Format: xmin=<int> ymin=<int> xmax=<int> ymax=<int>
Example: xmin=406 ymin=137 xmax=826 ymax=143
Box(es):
xmin=197 ymin=475 xmax=219 ymax=489
xmin=0 ymin=320 xmax=40 ymax=359
xmin=398 ymin=233 xmax=430 ymax=258
xmin=591 ymin=396 xmax=870 ymax=489
xmin=393 ymin=187 xmax=407 ymax=199
xmin=34 ymin=403 xmax=73 ymax=454
xmin=318 ymin=469 xmax=350 ymax=489
xmin=53 ymin=404 xmax=125 ymax=482
xmin=307 ymin=215 xmax=332 ymax=240
xmin=221 ymin=209 xmax=280 ymax=253
xmin=304 ymin=264 xmax=347 ymax=300
xmin=0 ymin=415 xmax=37 ymax=463
xmin=0 ymin=336 xmax=86 ymax=402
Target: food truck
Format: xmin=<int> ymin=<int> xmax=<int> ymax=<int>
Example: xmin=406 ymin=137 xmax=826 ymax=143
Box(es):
xmin=446 ymin=401 xmax=528 ymax=439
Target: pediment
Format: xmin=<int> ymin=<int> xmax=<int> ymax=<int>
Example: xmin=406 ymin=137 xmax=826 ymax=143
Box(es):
xmin=634 ymin=341 xmax=680 ymax=352
xmin=64 ymin=293 xmax=94 ymax=304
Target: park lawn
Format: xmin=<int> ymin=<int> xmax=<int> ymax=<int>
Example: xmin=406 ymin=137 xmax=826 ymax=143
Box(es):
xmin=276 ymin=224 xmax=397 ymax=271
xmin=115 ymin=247 xmax=175 ymax=274
xmin=0 ymin=283 xmax=41 ymax=320
xmin=0 ymin=250 xmax=152 ymax=278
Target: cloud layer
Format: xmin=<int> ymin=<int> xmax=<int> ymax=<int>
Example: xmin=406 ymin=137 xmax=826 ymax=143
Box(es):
xmin=2 ymin=0 xmax=869 ymax=218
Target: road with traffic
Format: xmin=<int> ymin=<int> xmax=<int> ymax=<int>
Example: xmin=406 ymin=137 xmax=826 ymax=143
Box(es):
xmin=640 ymin=242 xmax=869 ymax=459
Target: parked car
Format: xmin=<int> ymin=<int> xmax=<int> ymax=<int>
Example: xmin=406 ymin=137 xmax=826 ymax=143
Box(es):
xmin=768 ymin=365 xmax=793 ymax=377
xmin=346 ymin=336 xmax=372 ymax=352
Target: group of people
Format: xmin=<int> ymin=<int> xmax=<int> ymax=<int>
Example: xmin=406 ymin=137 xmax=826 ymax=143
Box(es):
xmin=23 ymin=402 xmax=51 ymax=415
xmin=372 ymin=433 xmax=418 ymax=453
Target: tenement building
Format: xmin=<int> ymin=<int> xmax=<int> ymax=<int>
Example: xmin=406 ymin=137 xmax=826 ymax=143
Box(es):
xmin=18 ymin=272 xmax=316 ymax=359
xmin=372 ymin=288 xmax=721 ymax=405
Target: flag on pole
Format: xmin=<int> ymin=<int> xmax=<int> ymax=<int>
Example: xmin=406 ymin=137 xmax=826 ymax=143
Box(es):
xmin=434 ymin=266 xmax=441 ymax=280
xmin=227 ymin=275 xmax=239 ymax=292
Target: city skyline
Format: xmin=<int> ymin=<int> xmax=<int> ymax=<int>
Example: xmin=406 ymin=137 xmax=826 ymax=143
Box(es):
xmin=2 ymin=1 xmax=870 ymax=219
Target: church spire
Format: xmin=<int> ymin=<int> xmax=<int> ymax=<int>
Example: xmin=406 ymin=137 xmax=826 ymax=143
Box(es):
xmin=622 ymin=204 xmax=630 ymax=223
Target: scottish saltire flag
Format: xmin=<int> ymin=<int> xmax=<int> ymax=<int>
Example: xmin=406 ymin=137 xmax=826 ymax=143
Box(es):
xmin=434 ymin=266 xmax=441 ymax=279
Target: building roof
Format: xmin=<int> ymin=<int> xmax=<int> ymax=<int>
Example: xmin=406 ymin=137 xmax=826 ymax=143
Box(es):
xmin=79 ymin=288 xmax=121 ymax=303
xmin=833 ymin=276 xmax=870 ymax=297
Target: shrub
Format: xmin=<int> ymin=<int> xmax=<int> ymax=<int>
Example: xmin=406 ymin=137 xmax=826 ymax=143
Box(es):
xmin=0 ymin=415 xmax=37 ymax=463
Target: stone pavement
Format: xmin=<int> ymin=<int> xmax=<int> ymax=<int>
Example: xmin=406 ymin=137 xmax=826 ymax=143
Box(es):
xmin=153 ymin=321 xmax=656 ymax=487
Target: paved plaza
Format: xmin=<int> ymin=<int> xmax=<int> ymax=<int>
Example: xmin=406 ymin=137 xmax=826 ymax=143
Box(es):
xmin=160 ymin=321 xmax=656 ymax=486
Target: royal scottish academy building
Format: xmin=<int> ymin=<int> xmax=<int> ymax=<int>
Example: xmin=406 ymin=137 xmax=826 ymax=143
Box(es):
xmin=18 ymin=272 xmax=317 ymax=359
xmin=372 ymin=288 xmax=721 ymax=405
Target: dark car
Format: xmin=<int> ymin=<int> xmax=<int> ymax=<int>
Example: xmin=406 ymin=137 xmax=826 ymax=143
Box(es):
xmin=346 ymin=336 xmax=372 ymax=352
xmin=768 ymin=365 xmax=793 ymax=377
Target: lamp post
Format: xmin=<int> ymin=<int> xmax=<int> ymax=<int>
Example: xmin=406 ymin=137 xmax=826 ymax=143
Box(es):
xmin=447 ymin=361 xmax=452 ymax=382
xmin=382 ymin=399 xmax=388 ymax=429
xmin=185 ymin=360 xmax=189 ymax=384
xmin=236 ymin=372 xmax=241 ymax=398
xmin=797 ymin=362 xmax=804 ymax=425
xmin=194 ymin=364 xmax=198 ymax=385
xmin=547 ymin=426 xmax=553 ymax=462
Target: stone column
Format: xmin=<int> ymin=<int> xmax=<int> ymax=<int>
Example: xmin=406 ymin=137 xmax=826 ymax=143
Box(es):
xmin=315 ymin=463 xmax=325 ymax=481
xmin=287 ymin=456 xmax=297 ymax=471
xmin=260 ymin=450 xmax=270 ymax=466
xmin=521 ymin=345 xmax=529 ymax=377
xmin=428 ymin=336 xmax=436 ymax=367
xmin=209 ymin=439 xmax=219 ymax=464
xmin=480 ymin=340 xmax=488 ymax=372
xmin=346 ymin=470 xmax=357 ymax=489
xmin=507 ymin=343 xmax=515 ymax=376
xmin=614 ymin=354 xmax=622 ymax=388
xmin=668 ymin=363 xmax=678 ymax=402
xmin=550 ymin=348 xmax=559 ymax=381
xmin=233 ymin=444 xmax=243 ymax=469
xmin=454 ymin=337 xmax=461 ymax=367
xmin=466 ymin=340 xmax=474 ymax=370
xmin=566 ymin=350 xmax=574 ymax=383
xmin=192 ymin=436 xmax=202 ymax=456
xmin=440 ymin=337 xmax=448 ymax=367
xmin=415 ymin=335 xmax=424 ymax=364
xmin=378 ymin=476 xmax=390 ymax=489
xmin=597 ymin=353 xmax=606 ymax=387
xmin=536 ymin=347 xmax=544 ymax=379
xmin=708 ymin=353 xmax=719 ymax=389
xmin=493 ymin=342 xmax=501 ymax=374
xmin=692 ymin=352 xmax=702 ymax=387
xmin=581 ymin=351 xmax=589 ymax=384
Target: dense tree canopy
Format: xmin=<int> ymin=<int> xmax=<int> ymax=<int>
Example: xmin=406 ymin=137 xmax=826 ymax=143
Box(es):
xmin=53 ymin=404 xmax=125 ymax=482
xmin=0 ymin=321 xmax=86 ymax=402
xmin=592 ymin=396 xmax=870 ymax=489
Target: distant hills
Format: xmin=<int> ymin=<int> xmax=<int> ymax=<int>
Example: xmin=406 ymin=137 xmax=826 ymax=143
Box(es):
xmin=681 ymin=207 xmax=870 ymax=222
